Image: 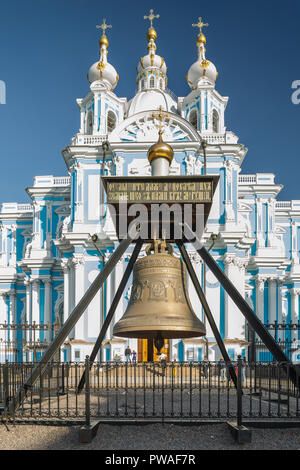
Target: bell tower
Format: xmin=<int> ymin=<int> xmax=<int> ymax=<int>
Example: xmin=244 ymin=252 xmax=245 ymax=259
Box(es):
xmin=182 ymin=17 xmax=227 ymax=136
xmin=75 ymin=18 xmax=126 ymax=138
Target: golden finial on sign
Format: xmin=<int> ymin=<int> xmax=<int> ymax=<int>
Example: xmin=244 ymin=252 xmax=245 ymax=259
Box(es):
xmin=148 ymin=106 xmax=173 ymax=165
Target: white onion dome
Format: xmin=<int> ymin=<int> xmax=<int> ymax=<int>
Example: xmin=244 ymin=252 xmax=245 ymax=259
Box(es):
xmin=88 ymin=32 xmax=119 ymax=91
xmin=136 ymin=27 xmax=167 ymax=92
xmin=127 ymin=24 xmax=177 ymax=116
xmin=187 ymin=32 xmax=218 ymax=89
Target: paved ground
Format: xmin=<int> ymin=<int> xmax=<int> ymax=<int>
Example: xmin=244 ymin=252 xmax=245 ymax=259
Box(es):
xmin=0 ymin=422 xmax=299 ymax=450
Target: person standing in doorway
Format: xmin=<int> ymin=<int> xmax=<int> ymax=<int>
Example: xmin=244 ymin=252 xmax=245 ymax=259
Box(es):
xmin=202 ymin=356 xmax=209 ymax=379
xmin=219 ymin=357 xmax=226 ymax=381
xmin=241 ymin=356 xmax=247 ymax=383
xmin=125 ymin=345 xmax=132 ymax=363
xmin=159 ymin=352 xmax=167 ymax=368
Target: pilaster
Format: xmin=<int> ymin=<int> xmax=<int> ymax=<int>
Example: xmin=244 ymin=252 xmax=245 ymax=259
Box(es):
xmin=31 ymin=278 xmax=40 ymax=324
xmin=289 ymin=288 xmax=300 ymax=343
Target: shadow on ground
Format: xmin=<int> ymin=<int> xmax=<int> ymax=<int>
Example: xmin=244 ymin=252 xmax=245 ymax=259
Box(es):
xmin=0 ymin=423 xmax=299 ymax=450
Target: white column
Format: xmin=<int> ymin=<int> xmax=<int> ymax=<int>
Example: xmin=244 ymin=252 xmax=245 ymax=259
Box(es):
xmin=255 ymin=276 xmax=265 ymax=323
xmin=290 ymin=288 xmax=299 ymax=344
xmin=255 ymin=201 xmax=264 ymax=251
xmin=24 ymin=278 xmax=31 ymax=343
xmin=31 ymin=279 xmax=40 ymax=325
xmin=291 ymin=222 xmax=299 ymax=265
xmin=9 ymin=291 xmax=16 ymax=324
xmin=105 ymin=255 xmax=113 ymax=340
xmin=223 ymin=255 xmax=246 ymax=340
xmin=9 ymin=225 xmax=17 ymax=266
xmin=93 ymin=96 xmax=99 ymax=134
xmin=0 ymin=292 xmax=7 ymax=342
xmin=224 ymin=255 xmax=233 ymax=339
xmin=44 ymin=278 xmax=52 ymax=341
xmin=268 ymin=278 xmax=277 ymax=325
xmin=200 ymin=91 xmax=205 ymax=133
xmin=62 ymin=259 xmax=70 ymax=324
xmin=277 ymin=281 xmax=284 ymax=341
xmin=224 ymin=161 xmax=236 ymax=226
xmin=68 ymin=259 xmax=75 ymax=339
xmin=9 ymin=291 xmax=16 ymax=343
xmin=69 ymin=260 xmax=75 ymax=311
xmin=73 ymin=254 xmax=85 ymax=340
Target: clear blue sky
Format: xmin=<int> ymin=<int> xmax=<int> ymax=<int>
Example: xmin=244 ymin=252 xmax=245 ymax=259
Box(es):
xmin=0 ymin=0 xmax=299 ymax=203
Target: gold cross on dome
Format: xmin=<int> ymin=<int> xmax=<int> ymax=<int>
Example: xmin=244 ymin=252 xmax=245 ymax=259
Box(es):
xmin=144 ymin=9 xmax=160 ymax=28
xmin=96 ymin=18 xmax=112 ymax=35
xmin=151 ymin=105 xmax=169 ymax=132
xmin=192 ymin=16 xmax=209 ymax=34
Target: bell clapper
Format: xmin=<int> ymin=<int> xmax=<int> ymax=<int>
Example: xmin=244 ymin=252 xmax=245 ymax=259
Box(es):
xmin=154 ymin=333 xmax=164 ymax=355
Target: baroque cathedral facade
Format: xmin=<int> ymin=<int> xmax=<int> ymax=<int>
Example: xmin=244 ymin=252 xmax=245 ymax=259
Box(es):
xmin=0 ymin=14 xmax=299 ymax=363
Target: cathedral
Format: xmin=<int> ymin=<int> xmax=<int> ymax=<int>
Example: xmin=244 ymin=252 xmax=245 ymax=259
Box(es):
xmin=0 ymin=13 xmax=299 ymax=363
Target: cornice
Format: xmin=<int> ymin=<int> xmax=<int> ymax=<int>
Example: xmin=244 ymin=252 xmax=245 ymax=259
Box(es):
xmin=25 ymin=186 xmax=70 ymax=199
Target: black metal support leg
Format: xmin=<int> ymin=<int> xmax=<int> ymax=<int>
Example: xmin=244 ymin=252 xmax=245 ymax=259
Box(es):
xmin=176 ymin=240 xmax=238 ymax=389
xmin=77 ymin=240 xmax=143 ymax=393
xmin=183 ymin=223 xmax=300 ymax=388
xmin=9 ymin=230 xmax=138 ymax=414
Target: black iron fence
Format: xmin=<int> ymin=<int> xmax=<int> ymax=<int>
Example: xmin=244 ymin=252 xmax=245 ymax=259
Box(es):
xmin=0 ymin=322 xmax=53 ymax=363
xmin=248 ymin=322 xmax=300 ymax=362
xmin=1 ymin=359 xmax=299 ymax=426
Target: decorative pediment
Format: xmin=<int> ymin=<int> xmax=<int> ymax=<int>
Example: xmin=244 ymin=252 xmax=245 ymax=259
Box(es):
xmin=109 ymin=111 xmax=200 ymax=144
xmin=275 ymin=225 xmax=287 ymax=234
xmin=237 ymin=202 xmax=254 ymax=212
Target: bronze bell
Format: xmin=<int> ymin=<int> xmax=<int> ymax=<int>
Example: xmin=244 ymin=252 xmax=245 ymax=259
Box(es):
xmin=113 ymin=239 xmax=206 ymax=351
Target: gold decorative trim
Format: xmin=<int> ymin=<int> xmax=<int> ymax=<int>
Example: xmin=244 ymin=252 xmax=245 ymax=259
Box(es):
xmin=201 ymin=59 xmax=210 ymax=68
xmin=97 ymin=60 xmax=106 ymax=78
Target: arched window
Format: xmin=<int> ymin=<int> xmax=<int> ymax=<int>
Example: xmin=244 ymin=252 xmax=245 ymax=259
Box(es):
xmin=107 ymin=110 xmax=116 ymax=133
xmin=212 ymin=109 xmax=219 ymax=133
xmin=149 ymin=76 xmax=155 ymax=88
xmin=160 ymin=79 xmax=164 ymax=90
xmin=189 ymin=109 xmax=198 ymax=130
xmin=86 ymin=110 xmax=93 ymax=134
xmin=141 ymin=79 xmax=145 ymax=90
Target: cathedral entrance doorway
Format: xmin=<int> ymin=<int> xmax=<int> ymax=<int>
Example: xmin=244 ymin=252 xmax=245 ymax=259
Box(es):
xmin=137 ymin=338 xmax=169 ymax=362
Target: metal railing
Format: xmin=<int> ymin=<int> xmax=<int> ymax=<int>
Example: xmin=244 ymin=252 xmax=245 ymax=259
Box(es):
xmin=1 ymin=359 xmax=299 ymax=425
xmin=0 ymin=322 xmax=53 ymax=363
xmin=248 ymin=321 xmax=300 ymax=362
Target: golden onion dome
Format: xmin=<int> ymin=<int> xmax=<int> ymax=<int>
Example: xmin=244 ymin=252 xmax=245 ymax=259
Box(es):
xmin=147 ymin=130 xmax=174 ymax=164
xmin=196 ymin=33 xmax=206 ymax=45
xmin=99 ymin=34 xmax=109 ymax=48
xmin=147 ymin=27 xmax=157 ymax=42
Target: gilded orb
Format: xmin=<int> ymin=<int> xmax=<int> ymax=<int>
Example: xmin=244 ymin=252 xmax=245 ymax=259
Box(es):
xmin=147 ymin=27 xmax=157 ymax=42
xmin=99 ymin=34 xmax=109 ymax=48
xmin=147 ymin=130 xmax=174 ymax=164
xmin=196 ymin=33 xmax=206 ymax=45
